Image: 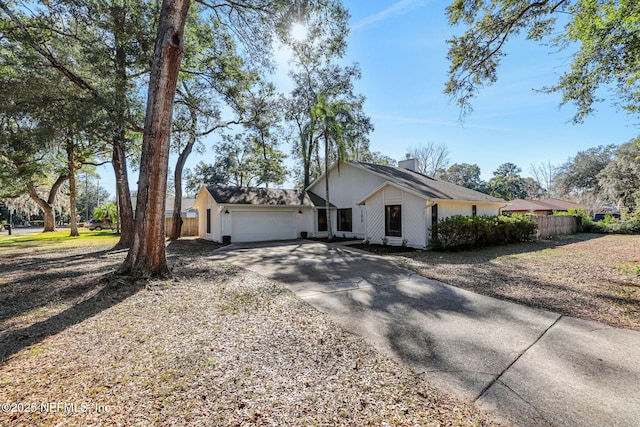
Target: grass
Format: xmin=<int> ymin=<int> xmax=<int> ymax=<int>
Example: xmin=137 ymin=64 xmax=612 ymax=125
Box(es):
xmin=0 ymin=229 xmax=120 ymax=249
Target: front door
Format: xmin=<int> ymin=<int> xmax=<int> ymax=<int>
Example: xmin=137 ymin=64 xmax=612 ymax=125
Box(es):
xmin=430 ymin=204 xmax=438 ymax=244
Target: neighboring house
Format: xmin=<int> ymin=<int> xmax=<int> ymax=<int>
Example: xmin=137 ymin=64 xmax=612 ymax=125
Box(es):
xmin=195 ymin=159 xmax=504 ymax=248
xmin=131 ymin=197 xmax=198 ymax=218
xmin=165 ymin=197 xmax=198 ymax=219
xmin=594 ymin=204 xmax=621 ymax=221
xmin=502 ymin=198 xmax=587 ymax=215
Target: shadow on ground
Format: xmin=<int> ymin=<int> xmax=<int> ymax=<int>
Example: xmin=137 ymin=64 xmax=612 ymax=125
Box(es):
xmin=210 ymin=241 xmax=559 ymax=400
xmin=387 ymin=233 xmax=640 ymax=331
xmin=0 ymin=239 xmax=220 ymax=364
xmin=212 ymin=239 xmax=640 ymax=427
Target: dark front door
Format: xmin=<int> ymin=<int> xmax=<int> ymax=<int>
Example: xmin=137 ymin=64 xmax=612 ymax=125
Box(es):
xmin=430 ymin=204 xmax=438 ymax=243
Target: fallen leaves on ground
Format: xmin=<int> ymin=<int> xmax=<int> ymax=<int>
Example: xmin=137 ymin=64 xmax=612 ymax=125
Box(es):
xmin=394 ymin=234 xmax=640 ymax=331
xmin=1 ymin=239 xmax=499 ymax=426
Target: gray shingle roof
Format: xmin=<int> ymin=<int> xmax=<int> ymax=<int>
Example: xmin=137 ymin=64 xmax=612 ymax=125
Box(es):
xmin=206 ymin=185 xmax=312 ymax=206
xmin=503 ymin=198 xmax=586 ymax=212
xmin=351 ymin=161 xmax=504 ymax=203
xmin=306 ymin=190 xmax=336 ymax=208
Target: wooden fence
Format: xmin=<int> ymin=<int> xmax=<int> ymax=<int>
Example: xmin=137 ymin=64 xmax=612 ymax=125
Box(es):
xmin=532 ymin=215 xmax=577 ymax=239
xmin=165 ymin=217 xmax=199 ymax=237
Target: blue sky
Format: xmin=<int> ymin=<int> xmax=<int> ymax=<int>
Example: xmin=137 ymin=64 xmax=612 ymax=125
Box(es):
xmin=343 ymin=0 xmax=637 ymax=178
xmin=99 ymin=0 xmax=638 ymax=198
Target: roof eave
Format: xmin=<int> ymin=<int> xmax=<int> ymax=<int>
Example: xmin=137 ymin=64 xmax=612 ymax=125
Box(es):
xmin=219 ymin=203 xmax=312 ymax=208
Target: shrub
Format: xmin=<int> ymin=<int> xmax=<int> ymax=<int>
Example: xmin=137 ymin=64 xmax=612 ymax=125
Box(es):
xmin=597 ymin=216 xmax=640 ymax=234
xmin=431 ymin=214 xmax=537 ymax=250
xmin=553 ymin=209 xmax=596 ymax=232
xmin=560 ymin=208 xmax=640 ymax=234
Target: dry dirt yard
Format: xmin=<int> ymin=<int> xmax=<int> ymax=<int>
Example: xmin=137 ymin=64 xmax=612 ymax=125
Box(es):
xmin=393 ymin=233 xmax=640 ymax=332
xmin=0 ymin=235 xmax=500 ymax=426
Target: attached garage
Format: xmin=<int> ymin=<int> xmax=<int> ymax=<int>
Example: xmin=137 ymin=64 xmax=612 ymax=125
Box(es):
xmin=230 ymin=211 xmax=297 ymax=242
xmin=194 ymin=185 xmax=316 ymax=243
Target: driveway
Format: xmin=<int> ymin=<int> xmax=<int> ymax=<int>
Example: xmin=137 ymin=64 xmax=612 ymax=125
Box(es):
xmin=211 ymin=240 xmax=640 ymax=427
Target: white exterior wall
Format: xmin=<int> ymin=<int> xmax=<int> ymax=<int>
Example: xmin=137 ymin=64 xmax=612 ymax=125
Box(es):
xmin=299 ymin=208 xmax=314 ymax=237
xmin=363 ymin=186 xmax=428 ymax=249
xmin=308 ymin=163 xmax=386 ymax=238
xmin=365 ymin=191 xmax=384 ymax=244
xmin=435 ymin=200 xmax=502 ymax=219
xmin=194 ymin=187 xmax=314 ymax=243
xmin=476 ymin=202 xmax=502 ymax=216
xmin=194 ymin=189 xmax=222 ymax=242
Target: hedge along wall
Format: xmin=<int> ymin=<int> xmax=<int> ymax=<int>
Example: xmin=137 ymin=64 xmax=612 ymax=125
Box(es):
xmin=431 ymin=214 xmax=537 ymax=250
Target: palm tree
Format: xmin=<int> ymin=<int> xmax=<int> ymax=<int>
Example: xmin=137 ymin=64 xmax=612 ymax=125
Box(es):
xmin=311 ymin=93 xmax=352 ymax=242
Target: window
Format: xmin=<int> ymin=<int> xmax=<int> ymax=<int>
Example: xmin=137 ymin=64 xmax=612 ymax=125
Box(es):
xmin=385 ymin=205 xmax=402 ymax=237
xmin=317 ymin=209 xmax=327 ymax=232
xmin=337 ymin=208 xmax=352 ymax=232
xmin=206 ymin=208 xmax=211 ymax=234
xmin=472 ymin=205 xmax=477 ymax=217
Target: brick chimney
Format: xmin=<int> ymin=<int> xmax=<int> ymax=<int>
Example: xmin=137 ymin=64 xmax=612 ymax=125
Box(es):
xmin=398 ymin=155 xmax=418 ymax=172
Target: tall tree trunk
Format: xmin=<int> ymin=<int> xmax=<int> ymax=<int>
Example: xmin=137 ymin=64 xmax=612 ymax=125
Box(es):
xmin=303 ymin=132 xmax=314 ymax=189
xmin=27 ymin=175 xmax=68 ymax=232
xmin=295 ymin=118 xmax=313 ymax=190
xmin=169 ymin=104 xmax=197 ymax=240
xmin=324 ymin=129 xmax=333 ymax=242
xmin=29 ymin=187 xmax=55 ymax=232
xmin=261 ymin=134 xmax=268 ymax=189
xmin=119 ymin=0 xmax=190 ymax=277
xmin=112 ymin=135 xmax=134 ymax=245
xmin=67 ymin=137 xmax=79 ymax=237
xmin=112 ymin=4 xmax=135 ymax=248
xmin=169 ymin=171 xmax=184 ymax=240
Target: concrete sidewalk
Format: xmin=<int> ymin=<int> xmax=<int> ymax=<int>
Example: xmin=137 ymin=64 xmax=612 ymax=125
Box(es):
xmin=211 ymin=241 xmax=640 ymax=426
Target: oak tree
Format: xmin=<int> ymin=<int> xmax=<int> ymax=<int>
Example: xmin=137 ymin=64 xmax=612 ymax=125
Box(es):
xmin=597 ymin=138 xmax=640 ymax=214
xmin=445 ymin=0 xmax=640 ymax=123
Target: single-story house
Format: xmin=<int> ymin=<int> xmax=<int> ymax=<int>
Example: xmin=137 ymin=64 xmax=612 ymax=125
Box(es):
xmin=594 ymin=204 xmax=621 ymax=221
xmin=165 ymin=197 xmax=198 ymax=219
xmin=194 ymin=159 xmax=504 ymax=248
xmin=131 ymin=197 xmax=198 ymax=218
xmin=502 ymin=198 xmax=587 ymax=215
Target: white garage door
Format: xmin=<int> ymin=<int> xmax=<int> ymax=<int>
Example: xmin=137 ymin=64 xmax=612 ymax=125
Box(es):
xmin=231 ymin=211 xmax=297 ymax=242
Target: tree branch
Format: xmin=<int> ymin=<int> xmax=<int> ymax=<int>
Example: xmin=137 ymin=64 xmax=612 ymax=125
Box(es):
xmin=197 ymin=119 xmax=245 ymax=137
xmin=0 ymin=0 xmax=99 ymax=97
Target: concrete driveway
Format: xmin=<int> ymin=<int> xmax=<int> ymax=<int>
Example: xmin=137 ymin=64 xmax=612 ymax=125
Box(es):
xmin=211 ymin=240 xmax=640 ymax=427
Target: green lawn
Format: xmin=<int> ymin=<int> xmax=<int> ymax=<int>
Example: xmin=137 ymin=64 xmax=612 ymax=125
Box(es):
xmin=0 ymin=229 xmax=120 ymax=249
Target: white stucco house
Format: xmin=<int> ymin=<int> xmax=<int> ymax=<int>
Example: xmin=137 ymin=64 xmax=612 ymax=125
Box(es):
xmin=194 ymin=159 xmax=504 ymax=247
